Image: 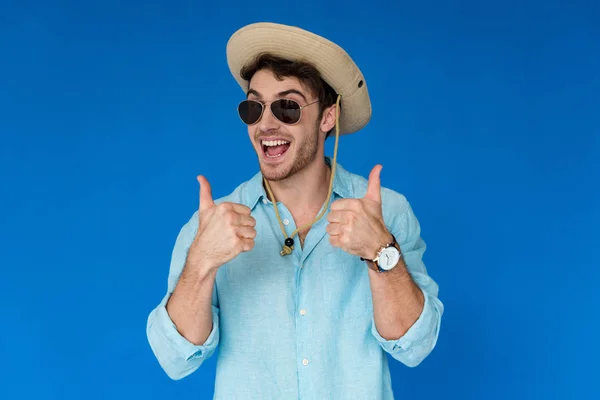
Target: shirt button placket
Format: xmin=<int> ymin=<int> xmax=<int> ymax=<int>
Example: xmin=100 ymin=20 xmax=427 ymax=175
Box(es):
xmin=297 ymin=261 xmax=310 ymax=398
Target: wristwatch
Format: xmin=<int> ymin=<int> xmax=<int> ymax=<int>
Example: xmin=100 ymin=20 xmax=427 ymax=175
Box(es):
xmin=361 ymin=233 xmax=402 ymax=273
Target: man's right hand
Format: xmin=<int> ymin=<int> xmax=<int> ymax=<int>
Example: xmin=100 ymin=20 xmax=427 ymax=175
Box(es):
xmin=186 ymin=175 xmax=257 ymax=273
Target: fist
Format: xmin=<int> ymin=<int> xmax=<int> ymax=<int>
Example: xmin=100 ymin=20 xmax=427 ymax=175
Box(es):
xmin=187 ymin=175 xmax=257 ymax=271
xmin=326 ymin=165 xmax=392 ymax=260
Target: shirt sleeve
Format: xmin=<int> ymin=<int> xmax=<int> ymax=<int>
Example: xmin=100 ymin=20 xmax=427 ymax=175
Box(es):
xmin=372 ymin=191 xmax=445 ymax=367
xmin=146 ymin=211 xmax=220 ymax=380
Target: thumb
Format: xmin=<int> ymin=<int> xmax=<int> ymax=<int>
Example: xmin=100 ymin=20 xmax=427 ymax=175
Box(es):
xmin=197 ymin=175 xmax=215 ymax=212
xmin=365 ymin=164 xmax=382 ymax=203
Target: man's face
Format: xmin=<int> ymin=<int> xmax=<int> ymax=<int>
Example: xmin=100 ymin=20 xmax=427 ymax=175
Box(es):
xmin=246 ymin=69 xmax=323 ymax=182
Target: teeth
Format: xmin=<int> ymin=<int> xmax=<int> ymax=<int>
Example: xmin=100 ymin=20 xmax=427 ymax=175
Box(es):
xmin=262 ymin=140 xmax=290 ymax=147
xmin=266 ymin=152 xmax=283 ymax=158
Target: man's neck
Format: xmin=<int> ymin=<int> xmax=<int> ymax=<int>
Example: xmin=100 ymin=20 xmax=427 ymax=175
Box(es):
xmin=264 ymin=157 xmax=332 ymax=223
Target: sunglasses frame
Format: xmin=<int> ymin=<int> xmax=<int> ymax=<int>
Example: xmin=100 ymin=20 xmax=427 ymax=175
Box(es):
xmin=237 ymin=98 xmax=319 ymax=126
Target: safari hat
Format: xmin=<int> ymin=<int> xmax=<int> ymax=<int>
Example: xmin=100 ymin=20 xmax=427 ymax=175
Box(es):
xmin=226 ymin=22 xmax=371 ymax=135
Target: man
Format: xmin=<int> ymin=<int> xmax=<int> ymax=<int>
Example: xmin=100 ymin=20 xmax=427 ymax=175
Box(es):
xmin=146 ymin=22 xmax=444 ymax=399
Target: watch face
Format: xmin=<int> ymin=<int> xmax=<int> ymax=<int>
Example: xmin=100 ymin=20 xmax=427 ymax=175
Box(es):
xmin=379 ymin=247 xmax=400 ymax=270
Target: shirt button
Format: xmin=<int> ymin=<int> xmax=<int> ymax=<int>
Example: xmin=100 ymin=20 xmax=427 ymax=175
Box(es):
xmin=300 ymin=309 xmax=307 ymax=316
xmin=262 ymin=199 xmax=268 ymax=204
xmin=302 ymin=359 xmax=309 ymax=366
xmin=283 ymin=219 xmax=290 ymax=225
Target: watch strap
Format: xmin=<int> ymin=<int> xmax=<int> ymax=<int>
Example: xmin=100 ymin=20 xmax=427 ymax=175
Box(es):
xmin=360 ymin=233 xmax=397 ymax=262
xmin=361 ymin=233 xmax=400 ymax=272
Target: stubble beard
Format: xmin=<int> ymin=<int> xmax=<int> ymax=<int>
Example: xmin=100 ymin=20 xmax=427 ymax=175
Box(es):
xmin=259 ymin=125 xmax=320 ymax=182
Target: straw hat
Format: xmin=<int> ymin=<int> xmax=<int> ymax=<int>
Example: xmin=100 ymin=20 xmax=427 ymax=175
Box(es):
xmin=226 ymin=22 xmax=372 ymax=135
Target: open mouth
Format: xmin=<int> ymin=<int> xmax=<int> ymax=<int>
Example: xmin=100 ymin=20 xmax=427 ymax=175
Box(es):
xmin=262 ymin=139 xmax=291 ymax=159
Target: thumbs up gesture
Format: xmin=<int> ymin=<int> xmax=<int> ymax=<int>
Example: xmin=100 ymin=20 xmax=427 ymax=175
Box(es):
xmin=326 ymin=165 xmax=393 ymax=260
xmin=186 ymin=175 xmax=257 ymax=273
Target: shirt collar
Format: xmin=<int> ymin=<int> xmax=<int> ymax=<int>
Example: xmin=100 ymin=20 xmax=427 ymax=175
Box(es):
xmin=242 ymin=156 xmax=353 ymax=210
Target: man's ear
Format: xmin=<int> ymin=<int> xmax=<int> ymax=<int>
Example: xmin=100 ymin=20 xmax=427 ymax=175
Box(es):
xmin=320 ymin=104 xmax=339 ymax=134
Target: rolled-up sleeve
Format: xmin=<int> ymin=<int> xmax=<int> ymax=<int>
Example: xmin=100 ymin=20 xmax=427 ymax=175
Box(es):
xmin=373 ymin=190 xmax=444 ymax=367
xmin=147 ymin=298 xmax=220 ymax=379
xmin=146 ymin=211 xmax=220 ymax=380
xmin=371 ymin=285 xmax=443 ymax=367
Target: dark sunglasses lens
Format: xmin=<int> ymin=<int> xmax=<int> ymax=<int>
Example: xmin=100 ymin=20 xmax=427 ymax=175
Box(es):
xmin=238 ymin=100 xmax=263 ymax=125
xmin=272 ymin=99 xmax=301 ymax=124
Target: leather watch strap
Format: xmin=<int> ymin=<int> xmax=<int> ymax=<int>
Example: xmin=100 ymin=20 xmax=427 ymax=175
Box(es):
xmin=360 ymin=233 xmax=398 ymax=263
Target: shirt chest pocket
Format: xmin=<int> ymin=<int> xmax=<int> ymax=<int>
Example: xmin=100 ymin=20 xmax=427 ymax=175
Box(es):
xmin=319 ymin=249 xmax=373 ymax=321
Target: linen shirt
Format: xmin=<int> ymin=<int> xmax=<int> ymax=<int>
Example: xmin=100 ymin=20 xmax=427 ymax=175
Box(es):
xmin=146 ymin=158 xmax=444 ymax=399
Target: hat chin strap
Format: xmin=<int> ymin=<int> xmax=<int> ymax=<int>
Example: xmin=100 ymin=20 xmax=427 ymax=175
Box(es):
xmin=263 ymin=94 xmax=342 ymax=256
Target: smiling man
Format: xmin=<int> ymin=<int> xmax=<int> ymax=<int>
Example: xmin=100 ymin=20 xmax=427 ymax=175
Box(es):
xmin=146 ymin=22 xmax=444 ymax=399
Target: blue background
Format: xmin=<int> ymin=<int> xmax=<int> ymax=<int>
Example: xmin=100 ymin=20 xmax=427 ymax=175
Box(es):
xmin=1 ymin=0 xmax=598 ymax=399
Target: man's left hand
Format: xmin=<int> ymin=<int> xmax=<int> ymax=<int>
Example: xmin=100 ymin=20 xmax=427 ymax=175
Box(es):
xmin=326 ymin=164 xmax=393 ymax=260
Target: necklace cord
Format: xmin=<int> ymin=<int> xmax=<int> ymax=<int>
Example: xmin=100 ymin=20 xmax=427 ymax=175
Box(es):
xmin=263 ymin=94 xmax=342 ymax=256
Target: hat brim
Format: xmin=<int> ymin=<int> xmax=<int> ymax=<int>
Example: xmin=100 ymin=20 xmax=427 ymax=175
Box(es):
xmin=226 ymin=22 xmax=371 ymax=135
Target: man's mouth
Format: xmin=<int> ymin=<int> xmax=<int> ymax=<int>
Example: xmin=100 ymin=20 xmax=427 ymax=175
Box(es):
xmin=261 ymin=139 xmax=291 ymax=159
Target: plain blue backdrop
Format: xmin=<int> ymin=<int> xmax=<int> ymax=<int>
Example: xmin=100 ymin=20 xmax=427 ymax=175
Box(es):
xmin=1 ymin=0 xmax=598 ymax=399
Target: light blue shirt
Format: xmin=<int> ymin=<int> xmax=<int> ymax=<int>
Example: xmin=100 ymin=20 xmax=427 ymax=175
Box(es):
xmin=146 ymin=158 xmax=444 ymax=399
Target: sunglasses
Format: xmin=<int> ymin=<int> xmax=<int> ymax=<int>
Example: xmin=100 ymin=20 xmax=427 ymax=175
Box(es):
xmin=238 ymin=99 xmax=319 ymax=125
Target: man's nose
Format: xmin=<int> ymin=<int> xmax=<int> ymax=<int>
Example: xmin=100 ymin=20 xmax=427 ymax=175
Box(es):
xmin=258 ymin=103 xmax=281 ymax=132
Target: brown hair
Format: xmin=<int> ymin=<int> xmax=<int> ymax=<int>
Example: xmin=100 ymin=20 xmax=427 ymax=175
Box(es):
xmin=240 ymin=53 xmax=339 ymax=138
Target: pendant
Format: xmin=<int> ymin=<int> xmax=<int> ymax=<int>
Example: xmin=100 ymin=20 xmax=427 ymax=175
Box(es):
xmin=280 ymin=238 xmax=295 ymax=256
